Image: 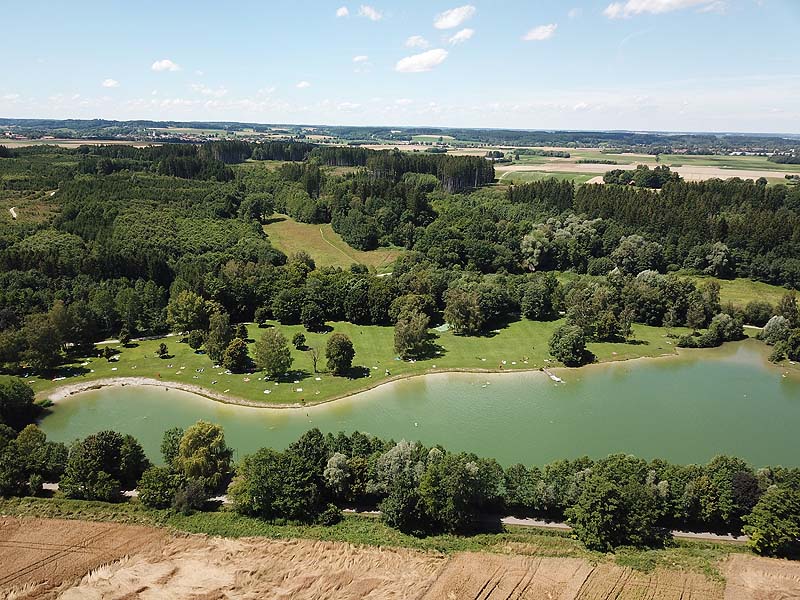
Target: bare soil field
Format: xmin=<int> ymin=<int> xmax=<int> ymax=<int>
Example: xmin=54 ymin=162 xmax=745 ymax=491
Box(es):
xmin=0 ymin=517 xmax=167 ymax=599
xmin=3 ymin=518 xmax=800 ymax=599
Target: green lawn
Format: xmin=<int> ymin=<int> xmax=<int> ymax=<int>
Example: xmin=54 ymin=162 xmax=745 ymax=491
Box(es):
xmin=32 ymin=319 xmax=686 ymax=407
xmin=263 ymin=214 xmax=401 ymax=272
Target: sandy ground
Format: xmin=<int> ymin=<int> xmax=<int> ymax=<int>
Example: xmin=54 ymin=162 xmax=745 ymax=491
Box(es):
xmin=495 ymin=162 xmax=795 ymax=181
xmin=3 ymin=517 xmax=800 ymax=599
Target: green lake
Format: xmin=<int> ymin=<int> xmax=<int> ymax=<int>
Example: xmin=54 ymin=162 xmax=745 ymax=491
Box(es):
xmin=39 ymin=340 xmax=800 ymax=467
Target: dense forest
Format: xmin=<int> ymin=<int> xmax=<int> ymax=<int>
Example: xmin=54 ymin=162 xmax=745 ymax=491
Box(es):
xmin=1 ymin=141 xmax=800 ymax=376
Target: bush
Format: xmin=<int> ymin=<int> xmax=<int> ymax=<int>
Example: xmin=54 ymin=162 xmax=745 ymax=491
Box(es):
xmin=172 ymin=479 xmax=208 ymax=515
xmin=292 ymin=332 xmax=306 ymax=350
xmin=326 ymin=333 xmax=355 ymax=376
xmin=317 ymin=503 xmax=344 ymax=526
xmin=187 ymin=329 xmax=205 ymax=351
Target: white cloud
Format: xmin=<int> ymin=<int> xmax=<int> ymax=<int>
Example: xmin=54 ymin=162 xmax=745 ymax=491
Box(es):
xmin=338 ymin=102 xmax=361 ymax=111
xmin=336 ymin=6 xmax=349 ymax=17
xmin=2 ymin=93 xmax=21 ymax=101
xmin=405 ymin=35 xmax=430 ymax=49
xmin=395 ymin=48 xmax=448 ymax=73
xmin=151 ymin=59 xmax=181 ymax=72
xmin=195 ymin=70 xmax=204 ymax=76
xmin=191 ymin=83 xmax=228 ymax=97
xmin=434 ymin=4 xmax=476 ymax=29
xmin=395 ymin=98 xmax=413 ymax=105
xmin=257 ymin=86 xmax=276 ymax=96
xmin=101 ymin=78 xmax=120 ymax=88
xmin=568 ymin=7 xmax=583 ymax=18
xmin=448 ymin=28 xmax=474 ymax=44
xmin=358 ymin=5 xmax=382 ymax=21
xmin=604 ymin=0 xmax=723 ymax=19
xmin=353 ymin=55 xmax=369 ymax=63
xmin=523 ymin=24 xmax=557 ymax=41
xmin=296 ymin=80 xmax=311 ymax=89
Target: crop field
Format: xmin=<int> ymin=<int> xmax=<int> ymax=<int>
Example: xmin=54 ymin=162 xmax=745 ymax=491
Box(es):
xmin=0 ymin=517 xmax=167 ymax=598
xmin=263 ymin=214 xmax=400 ymax=272
xmin=3 ymin=514 xmax=796 ymax=599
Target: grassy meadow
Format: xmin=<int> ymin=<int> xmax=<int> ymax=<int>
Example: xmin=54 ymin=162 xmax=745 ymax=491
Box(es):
xmin=263 ymin=214 xmax=400 ymax=272
xmin=31 ymin=317 xmax=687 ymax=406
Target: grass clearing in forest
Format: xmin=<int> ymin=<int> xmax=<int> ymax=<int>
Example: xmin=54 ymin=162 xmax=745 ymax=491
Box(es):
xmin=680 ymin=275 xmax=792 ymax=308
xmin=497 ymin=170 xmax=597 ymax=185
xmin=263 ymin=214 xmax=401 ymax=272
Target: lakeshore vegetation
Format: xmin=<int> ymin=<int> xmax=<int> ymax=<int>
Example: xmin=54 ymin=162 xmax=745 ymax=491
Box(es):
xmin=1 ymin=414 xmax=799 ymax=559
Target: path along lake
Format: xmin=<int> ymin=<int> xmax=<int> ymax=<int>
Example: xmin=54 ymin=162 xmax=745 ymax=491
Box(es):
xmin=40 ymin=340 xmax=800 ymax=467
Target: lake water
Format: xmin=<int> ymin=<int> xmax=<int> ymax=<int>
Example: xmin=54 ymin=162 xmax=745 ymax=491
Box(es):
xmin=40 ymin=340 xmax=800 ymax=467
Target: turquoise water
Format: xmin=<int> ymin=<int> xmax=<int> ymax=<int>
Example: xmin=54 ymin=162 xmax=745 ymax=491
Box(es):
xmin=40 ymin=341 xmax=800 ymax=466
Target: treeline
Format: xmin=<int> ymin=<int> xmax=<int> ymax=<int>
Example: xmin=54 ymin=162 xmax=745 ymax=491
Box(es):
xmin=603 ymin=165 xmax=681 ymax=188
xmin=769 ymin=154 xmax=800 ymax=165
xmin=365 ymin=150 xmax=494 ymax=193
xmin=1 ymin=407 xmax=798 ymax=557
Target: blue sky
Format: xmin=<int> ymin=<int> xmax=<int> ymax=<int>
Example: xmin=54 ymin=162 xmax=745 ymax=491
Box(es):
xmin=2 ymin=0 xmax=799 ymax=132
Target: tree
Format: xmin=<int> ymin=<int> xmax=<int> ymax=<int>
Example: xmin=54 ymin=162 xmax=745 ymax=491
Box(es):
xmin=0 ymin=376 xmax=36 ymax=430
xmin=777 ymin=293 xmax=799 ymax=328
xmin=743 ymin=486 xmax=800 ymax=558
xmin=60 ymin=430 xmax=148 ymax=501
xmin=308 ymin=346 xmax=320 ymax=373
xmin=161 ymin=427 xmax=184 ymax=467
xmin=205 ymin=311 xmax=233 ymax=363
xmin=548 ymin=324 xmax=587 ymax=367
xmin=443 ymin=288 xmax=484 ymax=335
xmin=228 ymin=447 xmax=322 ymax=521
xmin=21 ymin=313 xmax=61 ymax=372
xmin=235 ymin=323 xmax=249 ymax=340
xmin=137 ymin=466 xmax=182 ymax=509
xmin=119 ymin=325 xmax=131 ymax=347
xmin=292 ymin=332 xmax=306 ymax=350
xmin=174 ymin=421 xmax=232 ymax=492
xmin=167 ymin=290 xmax=207 ymax=333
xmin=157 ymin=342 xmax=169 ymax=358
xmin=565 ymin=474 xmax=660 ymax=551
xmin=326 ymin=333 xmax=355 ymax=376
xmin=187 ymin=329 xmax=205 ymax=351
xmin=222 ymin=338 xmax=250 ymax=373
xmin=253 ymin=329 xmax=293 ymax=379
xmin=394 ymin=310 xmax=429 ymax=359
xmin=324 ymin=452 xmax=351 ymax=500
xmin=301 ymin=301 xmax=325 ymax=331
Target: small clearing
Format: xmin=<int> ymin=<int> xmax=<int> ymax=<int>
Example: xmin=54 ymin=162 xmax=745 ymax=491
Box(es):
xmin=263 ymin=214 xmax=400 ymax=272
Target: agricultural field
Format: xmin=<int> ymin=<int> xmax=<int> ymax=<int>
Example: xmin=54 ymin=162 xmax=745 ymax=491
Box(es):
xmin=1 ymin=510 xmax=796 ymax=599
xmin=263 ymin=214 xmax=401 ymax=272
xmin=32 ymin=318 xmax=687 ymax=406
xmin=0 ymin=516 xmax=167 ymax=598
